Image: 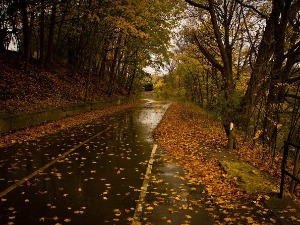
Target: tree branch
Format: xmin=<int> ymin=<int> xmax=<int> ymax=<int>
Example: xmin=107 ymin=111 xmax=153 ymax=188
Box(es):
xmin=285 ymin=94 xmax=300 ymax=100
xmin=287 ymin=76 xmax=300 ymax=84
xmin=184 ymin=0 xmax=209 ymax=10
xmin=236 ymin=0 xmax=268 ymax=19
xmin=286 ymin=40 xmax=300 ymax=58
xmin=208 ymin=0 xmax=229 ymax=74
xmin=193 ymin=33 xmax=223 ymax=72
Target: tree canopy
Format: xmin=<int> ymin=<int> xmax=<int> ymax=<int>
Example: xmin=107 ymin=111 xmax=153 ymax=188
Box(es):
xmin=156 ymin=0 xmax=300 ymax=154
xmin=0 ymin=0 xmax=182 ymax=96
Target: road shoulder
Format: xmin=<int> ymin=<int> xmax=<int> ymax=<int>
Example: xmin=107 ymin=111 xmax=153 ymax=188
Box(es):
xmin=153 ymin=102 xmax=300 ymax=224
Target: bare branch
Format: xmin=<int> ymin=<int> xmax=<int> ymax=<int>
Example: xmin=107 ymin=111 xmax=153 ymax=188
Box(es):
xmin=208 ymin=0 xmax=229 ymax=73
xmin=287 ymin=76 xmax=300 ymax=84
xmin=184 ymin=0 xmax=209 ymax=10
xmin=286 ymin=40 xmax=300 ymax=58
xmin=193 ymin=33 xmax=223 ymax=72
xmin=285 ymin=94 xmax=300 ymax=100
xmin=236 ymin=0 xmax=268 ymax=19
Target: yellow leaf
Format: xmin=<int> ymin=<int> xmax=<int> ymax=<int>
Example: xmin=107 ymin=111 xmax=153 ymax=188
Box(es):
xmin=64 ymin=218 xmax=71 ymax=222
xmin=290 ymin=216 xmax=297 ymax=221
xmin=246 ymin=217 xmax=254 ymax=223
xmin=53 ymin=216 xmax=59 ymax=221
xmin=146 ymin=206 xmax=154 ymax=210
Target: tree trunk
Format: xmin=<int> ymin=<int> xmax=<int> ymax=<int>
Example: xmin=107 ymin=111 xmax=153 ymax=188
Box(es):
xmin=261 ymin=0 xmax=292 ymax=152
xmin=39 ymin=0 xmax=45 ymax=66
xmin=29 ymin=12 xmax=34 ymax=59
xmin=45 ymin=1 xmax=57 ymax=67
xmin=84 ymin=56 xmax=93 ymax=101
xmin=0 ymin=28 xmax=6 ymax=52
xmin=289 ymin=149 xmax=300 ymax=195
xmin=127 ymin=49 xmax=139 ymax=96
xmin=99 ymin=38 xmax=109 ymax=79
xmin=107 ymin=34 xmax=122 ymax=97
xmin=127 ymin=65 xmax=137 ymax=96
xmin=224 ymin=123 xmax=238 ymax=150
xmin=238 ymin=4 xmax=276 ymax=131
xmin=54 ymin=2 xmax=69 ymax=60
xmin=20 ymin=0 xmax=30 ymax=72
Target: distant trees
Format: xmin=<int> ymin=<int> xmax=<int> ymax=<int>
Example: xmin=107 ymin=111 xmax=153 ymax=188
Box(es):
xmin=162 ymin=0 xmax=300 ymax=154
xmin=0 ymin=0 xmax=181 ymax=97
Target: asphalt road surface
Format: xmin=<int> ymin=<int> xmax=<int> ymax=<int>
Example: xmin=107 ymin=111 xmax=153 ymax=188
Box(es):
xmin=0 ymin=101 xmax=213 ymax=225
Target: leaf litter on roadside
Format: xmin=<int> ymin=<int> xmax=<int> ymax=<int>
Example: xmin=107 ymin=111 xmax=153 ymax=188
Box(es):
xmin=152 ymin=102 xmax=294 ymax=224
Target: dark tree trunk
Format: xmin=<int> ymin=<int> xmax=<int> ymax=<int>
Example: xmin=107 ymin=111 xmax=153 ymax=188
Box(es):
xmin=99 ymin=37 xmax=109 ymax=78
xmin=262 ymin=0 xmax=292 ymax=152
xmin=84 ymin=56 xmax=93 ymax=101
xmin=29 ymin=12 xmax=34 ymax=59
xmin=127 ymin=66 xmax=136 ymax=96
xmin=127 ymin=49 xmax=139 ymax=96
xmin=39 ymin=0 xmax=45 ymax=66
xmin=67 ymin=37 xmax=75 ymax=65
xmin=118 ymin=57 xmax=129 ymax=89
xmin=107 ymin=34 xmax=122 ymax=97
xmin=54 ymin=2 xmax=69 ymax=60
xmin=0 ymin=28 xmax=6 ymax=52
xmin=45 ymin=1 xmax=57 ymax=67
xmin=20 ymin=0 xmax=30 ymax=72
xmin=238 ymin=4 xmax=277 ymax=132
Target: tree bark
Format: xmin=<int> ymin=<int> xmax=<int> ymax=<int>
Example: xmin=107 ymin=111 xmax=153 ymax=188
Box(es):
xmin=45 ymin=1 xmax=57 ymax=67
xmin=289 ymin=149 xmax=300 ymax=195
xmin=107 ymin=34 xmax=122 ymax=97
xmin=0 ymin=27 xmax=6 ymax=52
xmin=20 ymin=0 xmax=30 ymax=72
xmin=54 ymin=2 xmax=69 ymax=60
xmin=127 ymin=48 xmax=139 ymax=96
xmin=39 ymin=0 xmax=45 ymax=66
xmin=84 ymin=56 xmax=93 ymax=101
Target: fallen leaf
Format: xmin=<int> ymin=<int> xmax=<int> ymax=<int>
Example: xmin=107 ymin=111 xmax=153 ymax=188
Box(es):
xmin=53 ymin=216 xmax=59 ymax=220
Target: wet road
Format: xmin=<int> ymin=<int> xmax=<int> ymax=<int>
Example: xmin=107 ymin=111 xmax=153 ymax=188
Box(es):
xmin=0 ymin=101 xmax=213 ymax=225
xmin=141 ymin=147 xmax=213 ymax=225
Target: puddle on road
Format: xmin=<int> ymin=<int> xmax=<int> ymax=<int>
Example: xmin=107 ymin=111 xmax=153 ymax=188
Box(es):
xmin=141 ymin=148 xmax=213 ymax=225
xmin=0 ymin=101 xmax=169 ymax=225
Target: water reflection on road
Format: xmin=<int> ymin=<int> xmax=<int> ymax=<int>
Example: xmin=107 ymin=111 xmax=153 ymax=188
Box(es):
xmin=0 ymin=101 xmax=169 ymax=225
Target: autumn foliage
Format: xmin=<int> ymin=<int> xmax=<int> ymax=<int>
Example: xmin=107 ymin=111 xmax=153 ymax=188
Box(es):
xmin=154 ymin=102 xmax=300 ymax=224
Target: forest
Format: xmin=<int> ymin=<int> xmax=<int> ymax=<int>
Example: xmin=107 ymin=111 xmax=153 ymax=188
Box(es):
xmin=156 ymin=0 xmax=300 ymax=157
xmin=0 ymin=0 xmax=300 ymax=191
xmin=0 ymin=0 xmax=181 ymax=98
